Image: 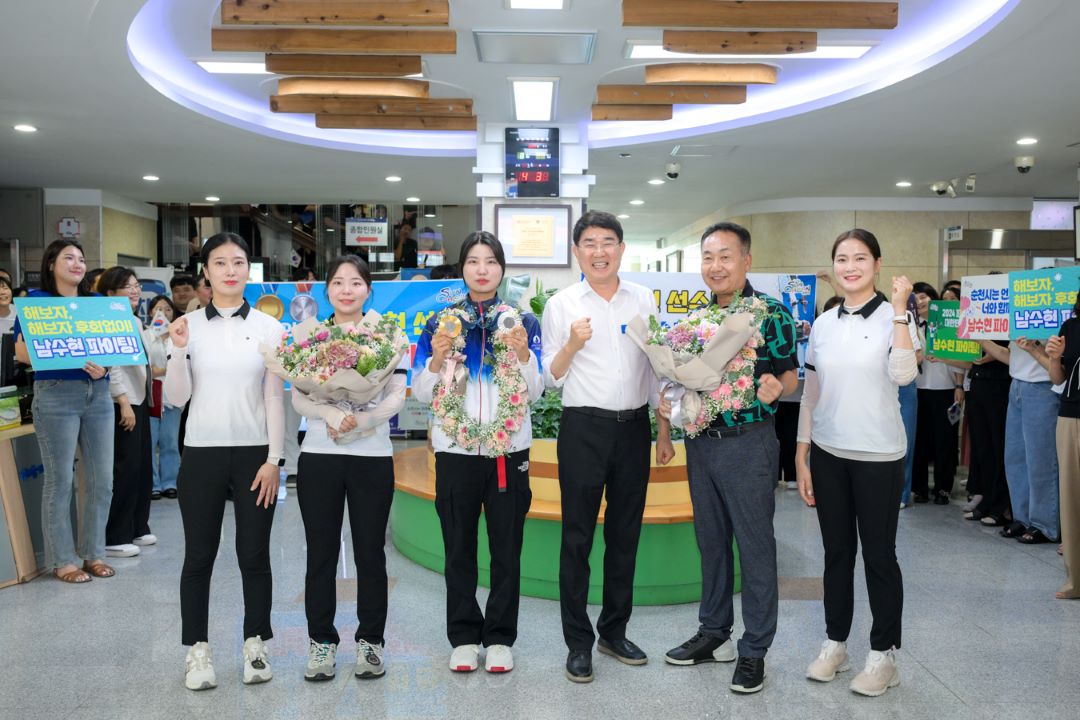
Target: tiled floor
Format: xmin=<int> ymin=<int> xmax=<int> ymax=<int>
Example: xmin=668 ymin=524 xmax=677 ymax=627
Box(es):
xmin=1 ymin=463 xmax=1076 ymax=720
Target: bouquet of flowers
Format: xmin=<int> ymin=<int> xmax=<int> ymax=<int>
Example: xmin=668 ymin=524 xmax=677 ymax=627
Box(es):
xmin=626 ymin=294 xmax=772 ymax=437
xmin=430 ymin=304 xmax=531 ymax=457
xmin=261 ymin=311 xmax=409 ymax=443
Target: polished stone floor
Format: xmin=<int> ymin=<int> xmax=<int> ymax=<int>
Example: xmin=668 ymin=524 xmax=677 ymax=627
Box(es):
xmin=1 ymin=459 xmax=1076 ymax=720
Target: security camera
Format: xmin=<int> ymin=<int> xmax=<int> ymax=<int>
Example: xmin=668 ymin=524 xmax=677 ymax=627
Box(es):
xmin=665 ymin=161 xmax=681 ymax=179
xmin=946 ymin=183 xmax=957 ymax=198
xmin=930 ymin=181 xmax=949 ymax=196
xmin=1015 ymin=156 xmax=1035 ymax=174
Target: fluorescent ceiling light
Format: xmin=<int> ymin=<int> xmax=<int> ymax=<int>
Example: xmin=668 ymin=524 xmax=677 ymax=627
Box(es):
xmin=627 ymin=43 xmax=873 ymax=61
xmin=895 ymin=180 xmax=912 ymax=188
xmin=1016 ymin=137 xmax=1038 ymax=145
xmin=509 ymin=0 xmax=565 ymax=8
xmin=406 ymin=196 xmax=421 ymax=202
xmin=386 ymin=176 xmax=403 ymax=183
xmin=142 ymin=175 xmax=160 ymax=182
xmin=197 ymin=61 xmax=271 ymax=75
xmin=647 ymin=179 xmax=665 ymax=185
xmin=13 ymin=124 xmax=37 ymax=133
xmin=616 ymin=214 xmax=630 ymax=219
xmin=511 ymin=79 xmax=557 ymax=122
xmin=629 ymin=199 xmax=644 ymax=206
xmin=205 ymin=195 xmax=220 ymax=202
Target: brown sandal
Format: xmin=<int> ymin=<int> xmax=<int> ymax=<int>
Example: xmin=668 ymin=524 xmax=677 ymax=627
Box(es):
xmin=83 ymin=561 xmax=116 ymax=578
xmin=54 ymin=566 xmax=92 ymax=584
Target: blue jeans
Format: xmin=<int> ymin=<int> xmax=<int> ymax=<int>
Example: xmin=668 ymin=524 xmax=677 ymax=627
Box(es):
xmin=898 ymin=382 xmax=918 ymax=505
xmin=32 ymin=378 xmax=115 ymax=568
xmin=1004 ymin=380 xmax=1061 ymax=539
xmin=150 ymin=405 xmax=182 ymax=492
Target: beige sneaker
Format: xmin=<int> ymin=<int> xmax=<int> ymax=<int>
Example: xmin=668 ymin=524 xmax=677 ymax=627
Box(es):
xmin=806 ymin=639 xmax=850 ymax=682
xmin=849 ymin=649 xmax=900 ymax=697
xmin=449 ymin=644 xmax=480 ymax=672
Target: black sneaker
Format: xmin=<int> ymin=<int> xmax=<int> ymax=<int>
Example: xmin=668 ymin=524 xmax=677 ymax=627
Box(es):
xmin=665 ymin=631 xmax=736 ymax=665
xmin=933 ymin=492 xmax=950 ymax=505
xmin=730 ymin=656 xmax=765 ymax=694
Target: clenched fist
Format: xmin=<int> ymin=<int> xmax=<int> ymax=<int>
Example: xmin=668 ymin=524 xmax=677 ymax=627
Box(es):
xmin=566 ymin=317 xmax=592 ymax=353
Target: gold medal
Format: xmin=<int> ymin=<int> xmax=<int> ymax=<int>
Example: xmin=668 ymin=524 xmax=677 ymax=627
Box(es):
xmin=440 ymin=314 xmax=462 ymax=339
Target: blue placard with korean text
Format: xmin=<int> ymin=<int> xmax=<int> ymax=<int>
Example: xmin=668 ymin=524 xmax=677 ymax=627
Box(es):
xmin=14 ymin=296 xmax=147 ymax=371
xmin=1008 ymin=266 xmax=1080 ymax=340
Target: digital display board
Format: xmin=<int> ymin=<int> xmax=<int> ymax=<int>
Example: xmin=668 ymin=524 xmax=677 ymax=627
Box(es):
xmin=505 ymin=128 xmax=559 ymax=198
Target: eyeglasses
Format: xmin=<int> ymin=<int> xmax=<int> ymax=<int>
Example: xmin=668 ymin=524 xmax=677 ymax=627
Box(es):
xmin=579 ymin=240 xmax=621 ymax=252
xmin=123 ymin=282 xmax=142 ymax=292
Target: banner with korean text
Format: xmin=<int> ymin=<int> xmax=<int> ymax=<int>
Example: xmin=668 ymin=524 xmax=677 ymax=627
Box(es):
xmin=14 ymin=296 xmax=147 ymax=371
xmin=927 ymin=300 xmax=982 ymax=360
xmin=1007 ymin=266 xmax=1080 ymax=340
xmin=958 ymin=274 xmax=1010 ymax=340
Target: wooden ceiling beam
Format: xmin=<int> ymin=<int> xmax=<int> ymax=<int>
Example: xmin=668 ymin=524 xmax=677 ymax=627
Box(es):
xmin=271 ymin=94 xmax=473 ymax=116
xmin=315 ymin=114 xmax=477 ymax=131
xmin=662 ymin=30 xmax=817 ymax=55
xmin=597 ymin=84 xmax=746 ymax=105
xmin=211 ymin=28 xmax=457 ymax=55
xmin=277 ymin=77 xmax=430 ymax=97
xmin=591 ymin=105 xmax=673 ymax=121
xmin=622 ymin=0 xmax=898 ymax=30
xmin=265 ymin=54 xmax=423 ymax=76
xmin=645 ymin=63 xmax=777 ymax=85
xmin=221 ymin=0 xmax=450 ymax=27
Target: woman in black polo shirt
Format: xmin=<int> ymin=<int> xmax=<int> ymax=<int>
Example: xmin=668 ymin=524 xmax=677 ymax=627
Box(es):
xmin=796 ymin=229 xmax=916 ymax=697
xmin=164 ymin=232 xmax=285 ymax=691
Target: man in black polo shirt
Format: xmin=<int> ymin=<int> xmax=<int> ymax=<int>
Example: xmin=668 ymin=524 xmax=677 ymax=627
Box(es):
xmin=660 ymin=222 xmax=797 ymax=694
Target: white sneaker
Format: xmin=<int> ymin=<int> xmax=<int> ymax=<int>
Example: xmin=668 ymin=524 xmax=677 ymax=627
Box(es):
xmin=304 ymin=640 xmax=336 ymax=681
xmin=133 ymin=534 xmax=157 ymax=546
xmin=849 ymin=649 xmax=900 ymax=696
xmin=485 ymin=644 xmax=514 ymax=673
xmin=806 ymin=639 xmax=850 ymax=682
xmin=185 ymin=642 xmax=217 ymax=691
xmin=449 ymin=644 xmax=480 ymax=672
xmin=105 ymin=544 xmax=140 ymax=557
xmin=242 ymin=635 xmax=273 ymax=684
xmin=355 ymin=639 xmax=386 ymax=678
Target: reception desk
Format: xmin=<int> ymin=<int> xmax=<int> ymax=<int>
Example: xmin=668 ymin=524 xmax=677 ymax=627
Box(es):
xmin=0 ymin=424 xmax=45 ymax=588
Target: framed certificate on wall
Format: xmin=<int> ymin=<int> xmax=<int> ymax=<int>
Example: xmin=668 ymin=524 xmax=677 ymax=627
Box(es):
xmin=494 ymin=204 xmax=572 ymax=267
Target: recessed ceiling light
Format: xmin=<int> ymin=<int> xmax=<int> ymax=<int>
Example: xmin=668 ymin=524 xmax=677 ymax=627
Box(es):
xmin=327 ymin=228 xmax=335 ymax=233
xmin=627 ymin=42 xmax=874 ymax=61
xmin=385 ymin=176 xmax=402 ymax=183
xmin=509 ymin=0 xmax=565 ymax=8
xmin=205 ymin=195 xmax=220 ymax=202
xmin=142 ymin=175 xmax=160 ymax=182
xmin=616 ymin=214 xmax=630 ymax=219
xmin=1016 ymin=137 xmax=1038 ymax=145
xmin=196 ymin=61 xmax=271 ymax=75
xmin=13 ymin=124 xmax=37 ymax=133
xmin=511 ymin=78 xmax=557 ymax=122
xmin=405 ymin=196 xmax=421 ymax=202
xmin=629 ymin=199 xmax=645 ymax=206
xmin=619 ymin=153 xmax=632 ymax=158
xmin=436 ymin=224 xmax=444 ymax=228
xmin=647 ymin=179 xmax=665 ymax=186
xmin=895 ymin=181 xmax=912 ymax=188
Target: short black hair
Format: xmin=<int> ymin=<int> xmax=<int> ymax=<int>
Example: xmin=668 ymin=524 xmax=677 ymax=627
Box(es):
xmin=912 ymin=282 xmax=939 ymax=300
xmin=832 ymin=229 xmax=882 ymax=260
xmin=170 ymin=273 xmax=195 ymax=290
xmin=429 ymin=263 xmax=459 ymax=280
xmin=291 ymin=266 xmax=315 ymax=282
xmin=700 ymin=222 xmax=751 ymax=254
xmin=40 ymin=239 xmax=93 ymax=296
xmin=572 ymin=211 xmax=623 ymax=245
xmin=325 ymin=255 xmax=372 ymax=288
xmin=97 ymin=266 xmax=138 ymax=295
xmin=458 ymin=231 xmax=506 ymax=278
xmin=147 ymin=294 xmax=180 ymax=319
xmin=199 ymin=232 xmax=251 ymax=273
xmin=194 ymin=275 xmax=209 ymax=290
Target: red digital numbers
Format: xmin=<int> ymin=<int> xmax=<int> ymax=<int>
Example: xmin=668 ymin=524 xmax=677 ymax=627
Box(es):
xmin=517 ymin=171 xmax=550 ymax=183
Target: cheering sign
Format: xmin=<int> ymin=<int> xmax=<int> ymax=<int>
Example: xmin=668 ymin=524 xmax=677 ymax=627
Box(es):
xmin=1007 ymin=266 xmax=1080 ymax=340
xmin=15 ymin=296 xmax=147 ymax=371
xmin=927 ymin=301 xmax=981 ymax=361
xmin=958 ymin=274 xmax=1010 ymax=339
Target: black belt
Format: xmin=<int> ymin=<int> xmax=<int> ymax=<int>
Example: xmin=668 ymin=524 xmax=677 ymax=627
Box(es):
xmin=702 ymin=416 xmax=772 ymax=439
xmin=566 ymin=405 xmax=649 ymax=422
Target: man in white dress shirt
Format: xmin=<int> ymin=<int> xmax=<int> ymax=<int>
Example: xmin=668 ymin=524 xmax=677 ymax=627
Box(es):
xmin=541 ymin=211 xmax=673 ymax=683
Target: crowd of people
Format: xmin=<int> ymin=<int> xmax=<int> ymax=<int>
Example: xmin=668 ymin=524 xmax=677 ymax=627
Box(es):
xmin=5 ymin=211 xmax=1076 ymax=698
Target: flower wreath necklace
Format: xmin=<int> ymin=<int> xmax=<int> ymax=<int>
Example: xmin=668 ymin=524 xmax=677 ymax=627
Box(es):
xmin=431 ymin=296 xmax=530 ymax=488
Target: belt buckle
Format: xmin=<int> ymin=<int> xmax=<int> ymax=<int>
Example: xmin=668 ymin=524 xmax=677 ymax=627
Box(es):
xmin=615 ymin=409 xmax=626 ymax=422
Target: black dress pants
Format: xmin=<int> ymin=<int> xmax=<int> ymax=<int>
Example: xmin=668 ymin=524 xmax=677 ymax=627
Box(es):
xmin=913 ymin=388 xmax=959 ymax=497
xmin=105 ymin=401 xmax=152 ymax=545
xmin=811 ymin=443 xmax=904 ymax=651
xmin=296 ymin=452 xmax=394 ymax=645
xmin=774 ymin=401 xmax=800 ymax=484
xmin=434 ymin=448 xmax=531 ymax=647
xmin=178 ymin=445 xmax=276 ymax=646
xmin=968 ymin=377 xmax=1012 ymax=518
xmin=557 ymin=408 xmax=651 ymax=651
